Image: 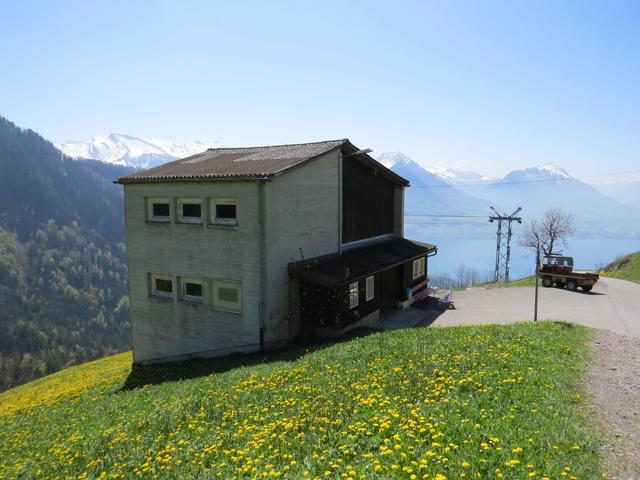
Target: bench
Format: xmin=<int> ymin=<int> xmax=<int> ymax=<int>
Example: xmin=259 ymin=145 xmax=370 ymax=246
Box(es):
xmin=438 ymin=289 xmax=455 ymax=310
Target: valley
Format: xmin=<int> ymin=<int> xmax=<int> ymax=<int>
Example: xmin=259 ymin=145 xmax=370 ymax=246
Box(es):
xmin=0 ymin=115 xmax=638 ymax=390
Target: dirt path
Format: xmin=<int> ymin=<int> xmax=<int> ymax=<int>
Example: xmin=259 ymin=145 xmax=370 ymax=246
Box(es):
xmin=588 ymin=329 xmax=640 ymax=479
xmin=431 ymin=277 xmax=640 ymax=338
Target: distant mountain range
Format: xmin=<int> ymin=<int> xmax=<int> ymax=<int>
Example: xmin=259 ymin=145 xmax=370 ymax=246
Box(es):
xmin=56 ymin=133 xmax=215 ymax=169
xmin=378 ymin=152 xmax=640 ymax=235
xmin=377 ymin=152 xmax=495 ymax=186
xmin=590 ymin=176 xmax=640 ymax=207
xmin=52 ymin=135 xmax=639 ymax=234
xmin=376 ymin=152 xmax=489 ymax=215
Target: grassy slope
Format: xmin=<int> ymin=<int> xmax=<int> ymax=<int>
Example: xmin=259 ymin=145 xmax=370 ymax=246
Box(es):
xmin=0 ymin=323 xmax=602 ymax=479
xmin=600 ymin=251 xmax=640 ymax=283
xmin=482 ymin=276 xmax=537 ymax=288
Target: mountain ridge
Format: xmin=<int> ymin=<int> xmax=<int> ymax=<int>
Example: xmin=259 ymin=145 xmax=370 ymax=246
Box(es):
xmin=56 ymin=133 xmax=216 ymax=169
xmin=0 ymin=116 xmax=130 ymax=391
xmin=378 ymin=151 xmax=640 ymax=235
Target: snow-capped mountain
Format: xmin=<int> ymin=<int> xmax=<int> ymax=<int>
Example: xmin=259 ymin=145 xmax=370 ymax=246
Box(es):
xmin=377 ymin=152 xmax=489 ymax=215
xmin=378 ymin=153 xmax=640 ymax=234
xmin=56 ymin=134 xmax=216 ymax=170
xmin=481 ymin=163 xmax=636 ymax=226
xmin=377 ymin=152 xmax=414 ymax=169
xmin=424 ymin=165 xmax=495 ymax=185
xmin=377 ymin=152 xmax=494 ymax=185
xmin=498 ymin=163 xmax=573 ymax=183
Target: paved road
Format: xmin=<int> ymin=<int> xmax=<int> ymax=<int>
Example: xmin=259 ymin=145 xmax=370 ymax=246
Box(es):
xmin=430 ymin=277 xmax=640 ymax=338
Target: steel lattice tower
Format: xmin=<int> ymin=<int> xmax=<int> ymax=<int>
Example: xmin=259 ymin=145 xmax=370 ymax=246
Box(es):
xmin=489 ymin=206 xmax=522 ymax=282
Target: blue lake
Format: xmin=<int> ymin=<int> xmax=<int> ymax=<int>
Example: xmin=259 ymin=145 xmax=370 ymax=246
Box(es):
xmin=408 ymin=224 xmax=640 ymax=281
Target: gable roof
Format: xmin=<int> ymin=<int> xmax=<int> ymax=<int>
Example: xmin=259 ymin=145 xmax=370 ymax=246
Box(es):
xmin=115 ymin=139 xmax=409 ymax=186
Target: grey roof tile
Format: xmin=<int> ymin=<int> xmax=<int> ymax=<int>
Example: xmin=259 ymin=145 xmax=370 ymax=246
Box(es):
xmin=115 ymin=139 xmax=409 ymax=186
xmin=116 ymin=139 xmax=347 ymax=183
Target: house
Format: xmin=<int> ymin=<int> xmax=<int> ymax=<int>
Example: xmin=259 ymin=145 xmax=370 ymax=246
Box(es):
xmin=116 ymin=139 xmax=437 ymax=364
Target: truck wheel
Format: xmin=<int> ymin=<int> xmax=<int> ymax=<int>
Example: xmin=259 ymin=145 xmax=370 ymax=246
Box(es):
xmin=582 ymin=285 xmax=592 ymax=293
xmin=566 ymin=280 xmax=578 ymax=292
xmin=542 ymin=277 xmax=553 ymax=287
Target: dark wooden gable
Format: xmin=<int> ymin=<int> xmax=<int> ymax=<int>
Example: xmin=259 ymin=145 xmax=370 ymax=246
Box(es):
xmin=342 ymin=158 xmax=395 ymax=243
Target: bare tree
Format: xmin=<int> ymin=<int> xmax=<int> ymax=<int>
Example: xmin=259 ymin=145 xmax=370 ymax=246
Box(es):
xmin=520 ymin=208 xmax=575 ymax=257
xmin=455 ymin=263 xmax=467 ymax=289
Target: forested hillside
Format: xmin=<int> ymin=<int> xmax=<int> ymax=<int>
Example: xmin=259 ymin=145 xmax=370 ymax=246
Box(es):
xmin=0 ymin=117 xmax=132 ymax=390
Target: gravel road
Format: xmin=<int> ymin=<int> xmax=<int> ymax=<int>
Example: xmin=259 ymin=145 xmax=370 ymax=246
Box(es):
xmin=431 ymin=277 xmax=640 ymax=337
xmin=588 ymin=330 xmax=640 ymax=479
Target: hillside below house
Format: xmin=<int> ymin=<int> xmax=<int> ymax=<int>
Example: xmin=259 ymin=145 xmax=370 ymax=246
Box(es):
xmin=0 ymin=322 xmax=605 ymax=479
xmin=600 ymin=251 xmax=640 ymax=283
xmin=0 ymin=116 xmax=131 ymax=391
xmin=116 ymin=139 xmax=437 ymax=365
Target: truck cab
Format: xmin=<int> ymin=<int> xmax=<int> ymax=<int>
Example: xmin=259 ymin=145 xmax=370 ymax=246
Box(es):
xmin=540 ymin=255 xmax=574 ymax=274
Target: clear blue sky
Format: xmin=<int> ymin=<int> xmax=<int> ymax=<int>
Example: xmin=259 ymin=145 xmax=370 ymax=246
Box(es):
xmin=1 ymin=0 xmax=639 ymax=177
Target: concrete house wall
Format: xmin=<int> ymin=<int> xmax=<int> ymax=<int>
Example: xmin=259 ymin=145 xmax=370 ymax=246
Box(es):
xmin=263 ymin=150 xmax=341 ymax=343
xmin=123 ymin=147 xmax=405 ymax=364
xmin=124 ymin=182 xmax=262 ymax=363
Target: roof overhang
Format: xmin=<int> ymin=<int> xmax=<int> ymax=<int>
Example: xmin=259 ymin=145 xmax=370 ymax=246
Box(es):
xmin=289 ymin=237 xmax=437 ymax=289
xmin=339 ymin=140 xmax=409 ymax=187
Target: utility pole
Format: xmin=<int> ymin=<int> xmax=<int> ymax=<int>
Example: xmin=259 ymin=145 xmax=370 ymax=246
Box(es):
xmin=489 ymin=206 xmax=523 ymax=282
xmin=534 ymin=238 xmax=540 ymax=321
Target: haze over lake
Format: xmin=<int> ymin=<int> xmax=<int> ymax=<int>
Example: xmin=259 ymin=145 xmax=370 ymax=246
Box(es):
xmin=409 ymin=224 xmax=639 ymax=282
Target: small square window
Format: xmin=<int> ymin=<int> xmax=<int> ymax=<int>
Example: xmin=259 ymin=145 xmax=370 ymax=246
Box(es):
xmin=210 ymin=199 xmax=238 ymax=226
xmin=183 ymin=203 xmax=201 ymax=218
xmin=181 ymin=278 xmax=204 ymax=303
xmin=147 ymin=198 xmax=171 ymax=223
xmin=212 ymin=279 xmax=242 ymax=313
xmin=153 ymin=203 xmax=170 ymax=217
xmin=151 ymin=274 xmax=173 ymax=298
xmin=349 ymin=281 xmax=359 ymax=309
xmin=365 ymin=275 xmax=375 ymax=301
xmin=177 ymin=198 xmax=203 ymax=224
xmin=216 ymin=204 xmax=236 ymax=220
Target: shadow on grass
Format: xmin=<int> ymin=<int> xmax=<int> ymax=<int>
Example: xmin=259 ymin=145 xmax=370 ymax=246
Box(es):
xmin=550 ymin=320 xmax=578 ymax=328
xmin=119 ymin=297 xmax=451 ymax=391
xmin=411 ymin=297 xmax=450 ymax=327
xmin=119 ymin=327 xmax=380 ymax=391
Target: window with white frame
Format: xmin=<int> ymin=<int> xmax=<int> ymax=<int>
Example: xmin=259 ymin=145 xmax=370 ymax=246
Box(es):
xmin=181 ymin=278 xmax=204 ymax=303
xmin=177 ymin=198 xmax=203 ymax=224
xmin=365 ymin=275 xmax=375 ymax=301
xmin=150 ymin=274 xmax=174 ymax=298
xmin=147 ymin=198 xmax=171 ymax=223
xmin=211 ymin=279 xmax=242 ymax=313
xmin=349 ymin=281 xmax=359 ymax=309
xmin=412 ymin=257 xmax=426 ymax=280
xmin=210 ymin=198 xmax=238 ymax=226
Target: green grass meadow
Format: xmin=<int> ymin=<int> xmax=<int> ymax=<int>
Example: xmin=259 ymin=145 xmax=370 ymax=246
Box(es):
xmin=600 ymin=251 xmax=640 ymax=284
xmin=482 ymin=276 xmax=537 ymax=289
xmin=0 ymin=322 xmax=603 ymax=479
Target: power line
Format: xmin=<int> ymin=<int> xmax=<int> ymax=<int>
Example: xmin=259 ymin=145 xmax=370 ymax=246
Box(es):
xmin=408 ymin=169 xmax=640 ymax=189
xmin=404 ymin=213 xmax=486 ymax=218
xmin=404 ymin=220 xmax=487 ymax=224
